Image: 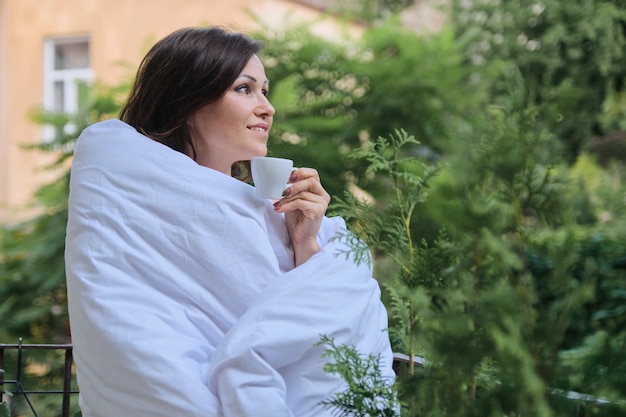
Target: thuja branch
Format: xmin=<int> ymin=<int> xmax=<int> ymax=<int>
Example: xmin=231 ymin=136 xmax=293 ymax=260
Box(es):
xmin=330 ymin=129 xmax=443 ymax=378
xmin=394 ymin=171 xmax=414 ymax=271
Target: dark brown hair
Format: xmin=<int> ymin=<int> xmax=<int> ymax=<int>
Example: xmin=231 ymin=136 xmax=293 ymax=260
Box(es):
xmin=119 ymin=26 xmax=262 ymax=167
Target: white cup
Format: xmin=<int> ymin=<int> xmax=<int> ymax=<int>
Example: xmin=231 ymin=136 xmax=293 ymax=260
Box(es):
xmin=251 ymin=157 xmax=294 ymax=199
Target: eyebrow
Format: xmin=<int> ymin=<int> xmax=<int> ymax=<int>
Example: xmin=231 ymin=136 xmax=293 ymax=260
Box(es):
xmin=239 ymin=74 xmax=269 ymax=86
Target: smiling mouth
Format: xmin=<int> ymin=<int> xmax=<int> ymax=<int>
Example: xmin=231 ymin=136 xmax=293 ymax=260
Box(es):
xmin=248 ymin=127 xmax=267 ymax=132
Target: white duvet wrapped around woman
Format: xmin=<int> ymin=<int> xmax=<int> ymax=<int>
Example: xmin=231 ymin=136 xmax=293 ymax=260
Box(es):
xmin=65 ymin=118 xmax=395 ymax=416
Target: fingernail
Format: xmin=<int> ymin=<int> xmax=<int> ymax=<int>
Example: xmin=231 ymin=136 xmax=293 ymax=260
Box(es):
xmin=289 ymin=171 xmax=297 ymax=182
xmin=282 ymin=187 xmax=291 ymax=197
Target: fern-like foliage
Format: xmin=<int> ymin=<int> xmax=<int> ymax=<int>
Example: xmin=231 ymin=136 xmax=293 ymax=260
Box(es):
xmin=318 ymin=335 xmax=400 ymax=417
xmin=328 ymin=129 xmax=448 ymax=412
xmin=331 ymin=130 xmax=443 ymax=274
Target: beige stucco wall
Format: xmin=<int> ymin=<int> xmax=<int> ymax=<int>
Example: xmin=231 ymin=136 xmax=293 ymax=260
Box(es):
xmin=0 ymin=0 xmax=351 ymax=222
xmin=0 ymin=0 xmax=11 ymax=221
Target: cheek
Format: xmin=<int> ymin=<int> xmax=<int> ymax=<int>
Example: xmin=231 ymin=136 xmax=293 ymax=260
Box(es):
xmin=210 ymin=107 xmax=242 ymax=130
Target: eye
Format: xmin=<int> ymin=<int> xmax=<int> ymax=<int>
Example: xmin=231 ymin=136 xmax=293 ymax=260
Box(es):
xmin=235 ymin=84 xmax=250 ymax=94
xmin=262 ymin=89 xmax=269 ymax=97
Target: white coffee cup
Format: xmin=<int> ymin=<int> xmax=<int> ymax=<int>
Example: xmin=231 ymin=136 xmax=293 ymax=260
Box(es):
xmin=251 ymin=157 xmax=294 ymax=199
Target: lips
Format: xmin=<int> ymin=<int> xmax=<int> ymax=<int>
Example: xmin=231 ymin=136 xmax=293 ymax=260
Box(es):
xmin=247 ymin=123 xmax=269 ymax=132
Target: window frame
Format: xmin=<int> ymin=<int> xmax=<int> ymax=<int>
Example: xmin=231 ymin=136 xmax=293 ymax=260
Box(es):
xmin=42 ymin=35 xmax=93 ymax=140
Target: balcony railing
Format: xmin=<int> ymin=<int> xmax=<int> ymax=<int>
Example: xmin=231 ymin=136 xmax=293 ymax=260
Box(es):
xmin=3 ymin=339 xmax=620 ymax=416
xmin=0 ymin=339 xmax=78 ymax=417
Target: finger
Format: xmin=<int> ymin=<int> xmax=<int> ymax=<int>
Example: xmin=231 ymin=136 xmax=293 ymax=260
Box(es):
xmin=281 ymin=188 xmax=330 ymax=208
xmin=274 ymin=191 xmax=328 ymax=214
xmin=283 ymin=177 xmax=328 ymax=200
xmin=281 ymin=190 xmax=327 ymax=206
xmin=289 ymin=167 xmax=321 ymax=183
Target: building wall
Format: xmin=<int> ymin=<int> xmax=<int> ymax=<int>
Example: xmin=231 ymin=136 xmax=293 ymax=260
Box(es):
xmin=0 ymin=0 xmax=10 ymax=220
xmin=0 ymin=0 xmax=346 ymax=222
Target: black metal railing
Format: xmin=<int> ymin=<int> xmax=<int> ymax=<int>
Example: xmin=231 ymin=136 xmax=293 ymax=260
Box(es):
xmin=2 ymin=340 xmax=620 ymax=416
xmin=0 ymin=338 xmax=78 ymax=417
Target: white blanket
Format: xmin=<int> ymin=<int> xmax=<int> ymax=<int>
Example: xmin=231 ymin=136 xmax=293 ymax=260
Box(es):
xmin=65 ymin=119 xmax=394 ymax=417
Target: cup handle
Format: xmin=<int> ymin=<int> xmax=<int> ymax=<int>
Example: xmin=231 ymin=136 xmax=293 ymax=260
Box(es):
xmin=282 ymin=167 xmax=298 ymax=192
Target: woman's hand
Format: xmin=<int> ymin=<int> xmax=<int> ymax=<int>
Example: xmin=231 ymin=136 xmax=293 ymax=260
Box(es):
xmin=273 ymin=168 xmax=330 ymax=266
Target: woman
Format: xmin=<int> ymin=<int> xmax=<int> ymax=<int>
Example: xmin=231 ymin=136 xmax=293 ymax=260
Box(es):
xmin=65 ymin=26 xmax=394 ymax=417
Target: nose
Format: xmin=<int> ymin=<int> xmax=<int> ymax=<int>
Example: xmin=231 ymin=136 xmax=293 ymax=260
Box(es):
xmin=257 ymin=96 xmax=275 ymax=119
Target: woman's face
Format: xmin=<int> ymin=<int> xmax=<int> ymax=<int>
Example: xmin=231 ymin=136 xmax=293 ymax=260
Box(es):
xmin=188 ymin=55 xmax=275 ymax=174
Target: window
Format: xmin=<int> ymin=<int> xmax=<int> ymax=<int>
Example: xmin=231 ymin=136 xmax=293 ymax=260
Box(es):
xmin=43 ymin=36 xmax=93 ymax=139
